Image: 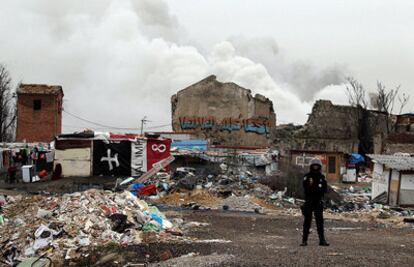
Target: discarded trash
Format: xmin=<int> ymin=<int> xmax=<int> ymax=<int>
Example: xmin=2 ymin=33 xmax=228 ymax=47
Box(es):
xmin=284 ymin=198 xmax=295 ymax=205
xmin=33 ymin=224 xmax=61 ymax=251
xmin=377 ymin=211 xmax=391 ymax=219
xmin=327 ymin=252 xmax=344 ymax=256
xmin=120 ymin=177 xmax=135 ymax=186
xmin=109 ymin=213 xmax=133 ymax=233
xmin=275 ymin=187 xmax=287 ymax=200
xmin=0 ymin=189 xmax=179 ymax=263
xmin=16 ymin=256 xmax=53 ymax=267
xmin=135 ymin=156 xmax=175 ymax=184
xmin=177 ymin=176 xmax=197 ymax=190
xmin=138 ymin=184 xmax=157 ymax=196
xmin=219 ymin=163 xmax=228 ymax=171
xmin=403 ymin=218 xmax=414 ymax=223
xmin=329 ymin=227 xmax=362 ymax=231
xmin=372 ymin=192 xmax=387 ymax=204
xmin=36 ymin=209 xmax=52 ymax=219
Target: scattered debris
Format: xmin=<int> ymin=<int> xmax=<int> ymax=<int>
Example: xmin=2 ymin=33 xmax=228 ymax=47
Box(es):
xmin=0 ymin=189 xmax=180 ymax=265
xmin=403 ymin=218 xmax=414 ymax=223
xmin=218 ymin=195 xmax=264 ymax=212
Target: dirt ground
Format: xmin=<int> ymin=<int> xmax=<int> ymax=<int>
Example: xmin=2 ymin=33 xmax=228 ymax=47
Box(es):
xmin=77 ymin=209 xmax=414 ymax=267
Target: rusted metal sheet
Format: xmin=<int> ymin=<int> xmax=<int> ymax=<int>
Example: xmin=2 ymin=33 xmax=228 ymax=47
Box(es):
xmin=55 ymin=139 xmax=92 ymax=150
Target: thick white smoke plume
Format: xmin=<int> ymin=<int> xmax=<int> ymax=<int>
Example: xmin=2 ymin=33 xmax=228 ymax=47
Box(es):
xmin=0 ymin=0 xmax=348 ymax=132
xmin=228 ymin=36 xmax=347 ymax=102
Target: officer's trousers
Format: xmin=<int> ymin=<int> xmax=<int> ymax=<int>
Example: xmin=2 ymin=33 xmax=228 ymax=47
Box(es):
xmin=302 ymin=202 xmax=325 ymax=241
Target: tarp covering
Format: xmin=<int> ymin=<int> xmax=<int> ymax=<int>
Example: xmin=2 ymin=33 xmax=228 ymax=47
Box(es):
xmin=171 ymin=139 xmax=208 ymax=152
xmin=350 ymin=153 xmax=365 ymax=164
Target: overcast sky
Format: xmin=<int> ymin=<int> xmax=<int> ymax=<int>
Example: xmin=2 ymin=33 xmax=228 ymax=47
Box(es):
xmin=1 ymin=0 xmax=413 ymax=132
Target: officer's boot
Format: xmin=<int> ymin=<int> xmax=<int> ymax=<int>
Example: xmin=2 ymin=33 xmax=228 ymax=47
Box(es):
xmin=300 ymin=233 xmax=308 ymax=246
xmin=318 ymin=233 xmax=329 ymax=246
xmin=315 ymin=208 xmax=329 ymax=246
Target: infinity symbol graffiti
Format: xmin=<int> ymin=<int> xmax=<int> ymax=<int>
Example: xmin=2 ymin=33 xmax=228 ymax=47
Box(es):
xmin=151 ymin=144 xmax=167 ymax=153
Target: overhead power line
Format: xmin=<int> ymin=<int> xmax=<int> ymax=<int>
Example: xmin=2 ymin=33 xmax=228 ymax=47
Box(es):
xmin=63 ymin=110 xmax=171 ymax=131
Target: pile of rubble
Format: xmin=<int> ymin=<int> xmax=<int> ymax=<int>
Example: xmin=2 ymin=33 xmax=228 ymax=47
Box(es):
xmin=0 ymin=189 xmax=181 ymax=265
xmin=328 ymin=185 xmax=371 ymax=213
xmin=114 ymin=164 xmax=280 ymax=213
xmin=146 ymin=165 xmax=271 ymax=196
xmin=121 ymin=166 xmax=414 ymax=225
xmin=324 ymin=185 xmax=414 ymax=226
xmin=220 ymin=195 xmax=265 ymax=212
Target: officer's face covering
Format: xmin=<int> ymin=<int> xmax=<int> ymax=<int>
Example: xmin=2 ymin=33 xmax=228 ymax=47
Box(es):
xmin=310 ymin=164 xmax=321 ymax=172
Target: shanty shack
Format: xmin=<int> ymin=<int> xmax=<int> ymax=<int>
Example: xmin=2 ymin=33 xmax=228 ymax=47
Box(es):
xmin=54 ymin=132 xmax=171 ymax=178
xmin=369 ymin=154 xmax=414 ymax=207
xmin=55 ymin=139 xmax=93 ymax=177
xmin=290 ymin=149 xmax=346 ymax=182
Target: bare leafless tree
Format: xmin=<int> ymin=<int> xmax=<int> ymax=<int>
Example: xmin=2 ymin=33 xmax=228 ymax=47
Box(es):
xmin=375 ymin=81 xmax=401 ymax=134
xmin=345 ymin=77 xmax=368 ymax=108
xmin=344 ymin=77 xmax=370 ymax=153
xmin=398 ymin=93 xmax=410 ymax=114
xmin=0 ymin=64 xmax=17 ymax=142
xmin=344 ymin=77 xmax=410 ymax=152
xmin=375 ymin=81 xmax=400 ymax=114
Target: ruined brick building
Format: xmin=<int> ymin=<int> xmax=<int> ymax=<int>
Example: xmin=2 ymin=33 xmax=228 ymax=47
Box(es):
xmin=171 ymin=75 xmax=276 ymax=147
xmin=16 ymin=84 xmax=64 ymax=143
xmin=384 ymin=113 xmax=414 ymax=154
xmin=275 ymin=100 xmax=391 ymax=180
xmin=276 ymin=100 xmax=391 ymax=155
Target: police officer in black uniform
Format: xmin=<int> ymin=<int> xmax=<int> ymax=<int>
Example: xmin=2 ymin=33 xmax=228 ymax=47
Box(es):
xmin=300 ymin=158 xmax=329 ymax=246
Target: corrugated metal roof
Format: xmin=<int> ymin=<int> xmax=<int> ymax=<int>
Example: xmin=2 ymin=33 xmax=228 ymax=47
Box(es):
xmin=368 ymin=154 xmax=414 ymax=171
xmin=18 ymin=84 xmax=63 ymax=95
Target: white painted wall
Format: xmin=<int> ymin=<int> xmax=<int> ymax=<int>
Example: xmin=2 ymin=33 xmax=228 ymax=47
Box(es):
xmin=400 ymin=174 xmax=414 ymax=205
xmin=55 ymin=148 xmax=92 ymax=177
xmin=372 ymin=163 xmax=389 ymax=199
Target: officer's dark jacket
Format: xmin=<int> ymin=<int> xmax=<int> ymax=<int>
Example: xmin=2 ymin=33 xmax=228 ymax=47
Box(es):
xmin=303 ymin=171 xmax=327 ymax=204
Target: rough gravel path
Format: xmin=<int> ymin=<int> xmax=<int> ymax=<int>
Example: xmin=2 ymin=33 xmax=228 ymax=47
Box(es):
xmin=158 ymin=210 xmax=414 ymax=267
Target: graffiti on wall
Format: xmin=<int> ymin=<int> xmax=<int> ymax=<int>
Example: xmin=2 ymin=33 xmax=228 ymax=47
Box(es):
xmin=179 ymin=116 xmax=271 ymax=134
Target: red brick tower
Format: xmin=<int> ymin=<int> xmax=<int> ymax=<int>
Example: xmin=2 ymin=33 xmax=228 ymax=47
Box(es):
xmin=16 ymin=84 xmax=64 ymax=143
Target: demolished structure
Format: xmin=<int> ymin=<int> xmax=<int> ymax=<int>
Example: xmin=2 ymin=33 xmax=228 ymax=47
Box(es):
xmin=383 ymin=113 xmax=414 ymax=154
xmin=275 ymin=100 xmax=393 ymax=181
xmin=171 ymin=75 xmax=276 ymax=147
xmin=279 ymin=100 xmax=391 ymax=154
